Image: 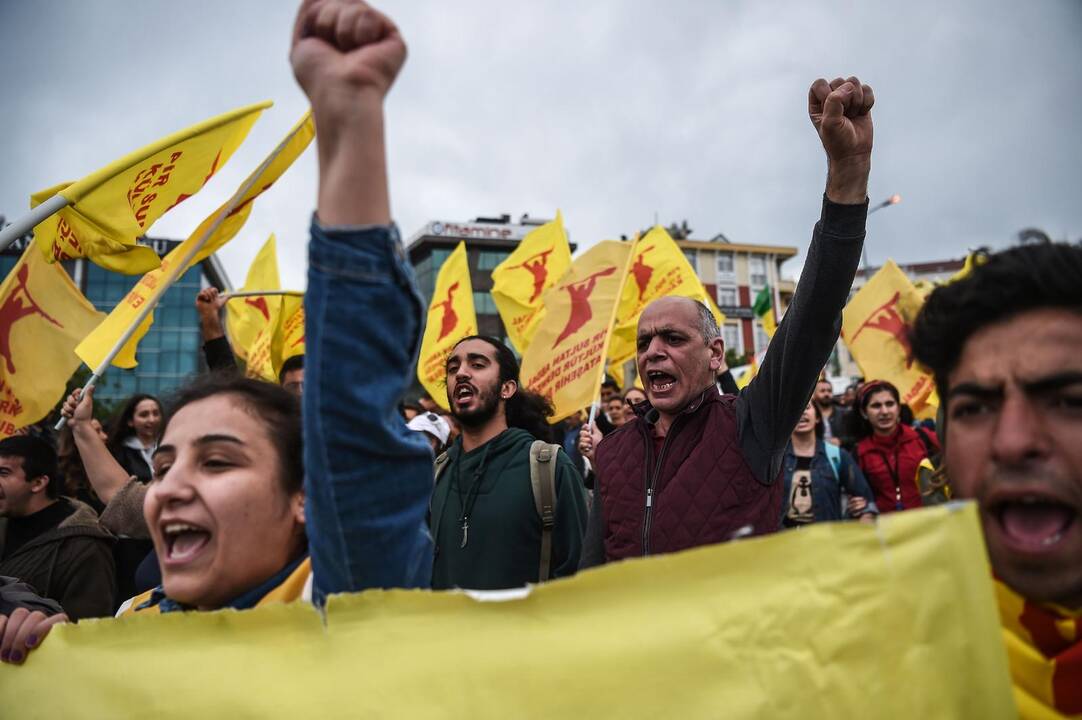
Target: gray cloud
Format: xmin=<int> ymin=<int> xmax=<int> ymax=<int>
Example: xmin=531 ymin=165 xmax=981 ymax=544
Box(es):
xmin=2 ymin=0 xmax=1079 ymax=290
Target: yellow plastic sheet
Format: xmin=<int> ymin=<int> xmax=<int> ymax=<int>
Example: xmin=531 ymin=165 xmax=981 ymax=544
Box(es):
xmin=2 ymin=504 xmax=1014 ymax=718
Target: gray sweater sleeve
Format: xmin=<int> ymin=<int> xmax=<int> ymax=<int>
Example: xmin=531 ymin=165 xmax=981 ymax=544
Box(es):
xmin=736 ymin=196 xmax=867 ymax=485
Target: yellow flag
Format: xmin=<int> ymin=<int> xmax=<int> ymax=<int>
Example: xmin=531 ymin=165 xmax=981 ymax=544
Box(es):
xmin=490 ymin=211 xmax=572 ymax=354
xmin=1 ymin=504 xmax=1015 ymax=719
xmin=0 ymin=249 xmax=104 ymax=436
xmin=75 ymin=113 xmax=315 ymax=370
xmin=226 ymin=235 xmax=281 ymax=361
xmin=521 ymin=241 xmax=634 ymax=422
xmin=30 ymin=101 xmax=271 ymax=275
xmin=282 ymin=301 xmax=305 ymax=359
xmin=417 ymin=242 xmax=477 ymax=410
xmin=607 ymin=226 xmax=725 ymax=365
xmin=245 ymin=295 xmax=304 ymax=382
xmin=841 ymin=259 xmax=936 ymax=413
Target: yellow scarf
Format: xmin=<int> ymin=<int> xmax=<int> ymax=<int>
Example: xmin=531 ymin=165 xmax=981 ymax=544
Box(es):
xmin=119 ymin=557 xmax=312 ymax=617
xmin=996 ymin=580 xmax=1082 ymax=718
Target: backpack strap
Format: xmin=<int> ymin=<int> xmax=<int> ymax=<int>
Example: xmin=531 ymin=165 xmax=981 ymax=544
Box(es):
xmin=823 ymin=442 xmax=841 ymax=481
xmin=433 ymin=451 xmax=451 ymax=483
xmin=913 ymin=427 xmax=938 ymax=463
xmin=529 ymin=440 xmax=559 ymax=582
xmin=429 ymin=451 xmax=454 ymax=543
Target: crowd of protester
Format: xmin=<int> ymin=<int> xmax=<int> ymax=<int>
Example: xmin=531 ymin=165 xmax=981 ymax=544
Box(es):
xmin=0 ymin=3 xmax=1079 ymax=717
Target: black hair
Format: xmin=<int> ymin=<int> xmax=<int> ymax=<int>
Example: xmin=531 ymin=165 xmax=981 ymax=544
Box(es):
xmin=453 ymin=335 xmax=555 ymax=441
xmin=845 ymin=380 xmax=901 ymax=441
xmin=164 ymin=373 xmax=303 ymax=495
xmin=0 ymin=435 xmax=61 ymax=498
xmin=912 ymin=243 xmax=1082 ymax=395
xmin=601 ymin=377 xmax=620 ymax=391
xmin=106 ymin=393 xmax=163 ymax=452
xmin=278 ymin=354 xmax=304 ymax=385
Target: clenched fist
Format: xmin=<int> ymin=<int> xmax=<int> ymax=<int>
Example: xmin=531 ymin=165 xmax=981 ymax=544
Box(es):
xmin=808 ymin=76 xmax=874 ymax=204
xmin=291 ymin=0 xmax=407 ymax=106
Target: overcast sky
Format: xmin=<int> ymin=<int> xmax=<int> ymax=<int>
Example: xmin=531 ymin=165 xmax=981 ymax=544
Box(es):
xmin=2 ymin=1 xmax=1080 ymax=289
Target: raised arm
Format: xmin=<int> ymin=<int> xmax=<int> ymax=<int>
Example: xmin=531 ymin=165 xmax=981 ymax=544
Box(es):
xmin=737 ymin=77 xmax=873 ymax=485
xmin=61 ymin=387 xmax=130 ymax=504
xmin=195 ymin=287 xmax=238 ymax=372
xmin=291 ymin=0 xmax=433 ymax=601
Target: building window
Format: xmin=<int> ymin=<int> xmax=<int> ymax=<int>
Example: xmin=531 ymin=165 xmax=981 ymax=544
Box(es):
xmin=473 ymin=292 xmax=497 ymax=315
xmin=754 ymin=322 xmax=770 ymax=353
xmin=716 ymin=285 xmax=738 ymax=308
xmin=749 ymin=255 xmax=768 ymax=288
xmin=716 ymin=251 xmax=734 ymax=280
xmin=683 ymin=249 xmax=698 ymax=273
xmin=83 ymin=262 xmax=203 ymax=404
xmin=477 ymin=250 xmax=506 ymax=271
xmin=722 ymin=323 xmax=742 ymax=355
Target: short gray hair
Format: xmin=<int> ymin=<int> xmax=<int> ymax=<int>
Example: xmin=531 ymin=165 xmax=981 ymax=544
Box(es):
xmin=692 ymin=299 xmax=720 ymax=342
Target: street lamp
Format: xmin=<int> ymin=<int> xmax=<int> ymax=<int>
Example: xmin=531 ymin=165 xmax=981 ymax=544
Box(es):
xmin=862 ymin=193 xmax=901 ymax=271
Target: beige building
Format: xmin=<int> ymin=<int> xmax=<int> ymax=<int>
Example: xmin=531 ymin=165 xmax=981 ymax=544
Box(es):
xmin=677 ymin=238 xmax=798 ymax=361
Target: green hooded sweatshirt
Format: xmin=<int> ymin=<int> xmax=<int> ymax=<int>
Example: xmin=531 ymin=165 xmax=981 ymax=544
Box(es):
xmin=430 ymin=428 xmax=587 ymax=590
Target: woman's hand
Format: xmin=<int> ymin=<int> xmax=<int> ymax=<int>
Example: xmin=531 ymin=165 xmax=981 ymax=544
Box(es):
xmin=0 ymin=609 xmax=68 ymax=665
xmin=61 ymin=386 xmax=94 ymax=431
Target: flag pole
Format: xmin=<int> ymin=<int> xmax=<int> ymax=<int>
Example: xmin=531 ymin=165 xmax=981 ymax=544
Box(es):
xmin=587 ymin=400 xmax=599 ymax=427
xmin=55 ymin=120 xmax=306 ymax=431
xmin=221 ymin=290 xmax=304 ymax=300
xmin=0 ymin=195 xmax=70 ymax=253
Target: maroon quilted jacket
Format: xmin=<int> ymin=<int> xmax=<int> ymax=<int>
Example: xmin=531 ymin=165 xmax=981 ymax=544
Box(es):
xmin=594 ymin=388 xmax=782 ymax=561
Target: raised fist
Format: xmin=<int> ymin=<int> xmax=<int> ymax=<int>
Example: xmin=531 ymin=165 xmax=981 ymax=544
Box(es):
xmin=809 ymin=76 xmax=874 ymax=162
xmin=290 ymin=0 xmax=407 ymax=105
xmin=195 ymin=287 xmax=226 ymax=320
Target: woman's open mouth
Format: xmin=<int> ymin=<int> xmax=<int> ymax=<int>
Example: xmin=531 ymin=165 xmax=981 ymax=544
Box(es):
xmin=161 ymin=521 xmax=212 ymax=565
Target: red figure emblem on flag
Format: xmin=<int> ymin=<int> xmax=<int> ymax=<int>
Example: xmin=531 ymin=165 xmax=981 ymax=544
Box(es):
xmin=553 ymin=266 xmax=617 ymax=348
xmin=631 ymin=246 xmax=655 ymax=300
xmin=0 ymin=264 xmax=63 ymax=374
xmin=245 ymin=296 xmax=271 ymax=322
xmin=506 ymin=247 xmax=554 ymax=303
xmin=850 ymin=292 xmax=914 ymax=367
xmin=434 ymin=282 xmax=460 ymax=341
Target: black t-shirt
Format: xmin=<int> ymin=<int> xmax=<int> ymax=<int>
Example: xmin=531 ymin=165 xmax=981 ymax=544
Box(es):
xmin=2 ymin=499 xmax=76 ymax=560
xmin=785 ymin=455 xmax=815 ymax=525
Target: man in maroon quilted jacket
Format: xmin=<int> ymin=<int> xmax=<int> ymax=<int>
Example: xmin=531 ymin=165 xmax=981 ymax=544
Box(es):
xmin=579 ymin=76 xmax=874 ymax=566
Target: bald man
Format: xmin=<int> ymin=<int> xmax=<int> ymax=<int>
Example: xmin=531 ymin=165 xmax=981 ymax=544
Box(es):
xmin=580 ymin=76 xmax=875 ymax=565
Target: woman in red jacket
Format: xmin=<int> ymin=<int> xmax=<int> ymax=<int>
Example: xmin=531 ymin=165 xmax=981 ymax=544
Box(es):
xmin=851 ymin=380 xmax=940 ymax=513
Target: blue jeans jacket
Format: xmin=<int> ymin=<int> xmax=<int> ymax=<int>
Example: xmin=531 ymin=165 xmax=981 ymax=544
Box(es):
xmin=780 ymin=439 xmax=878 ymax=525
xmin=304 ymin=219 xmax=434 ymax=603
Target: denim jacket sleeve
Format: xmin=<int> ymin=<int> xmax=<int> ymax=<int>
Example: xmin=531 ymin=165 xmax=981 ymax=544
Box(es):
xmin=304 ymin=218 xmax=434 ymax=603
xmin=840 ymin=448 xmax=879 ymax=515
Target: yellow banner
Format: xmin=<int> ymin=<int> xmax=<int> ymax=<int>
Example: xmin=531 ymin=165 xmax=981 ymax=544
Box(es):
xmin=0 ymin=249 xmax=104 ymax=436
xmin=30 ymin=101 xmax=270 ymax=275
xmin=608 ymin=226 xmax=725 ymax=365
xmin=490 ymin=211 xmax=572 ymax=354
xmin=521 ymin=240 xmax=633 ymax=422
xmin=226 ymin=235 xmax=281 ymax=361
xmin=841 ymin=259 xmax=936 ymax=414
xmin=417 ymin=242 xmax=477 ymax=410
xmin=75 ymin=113 xmax=315 ymax=370
xmin=1 ymin=504 xmax=1014 ymax=718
